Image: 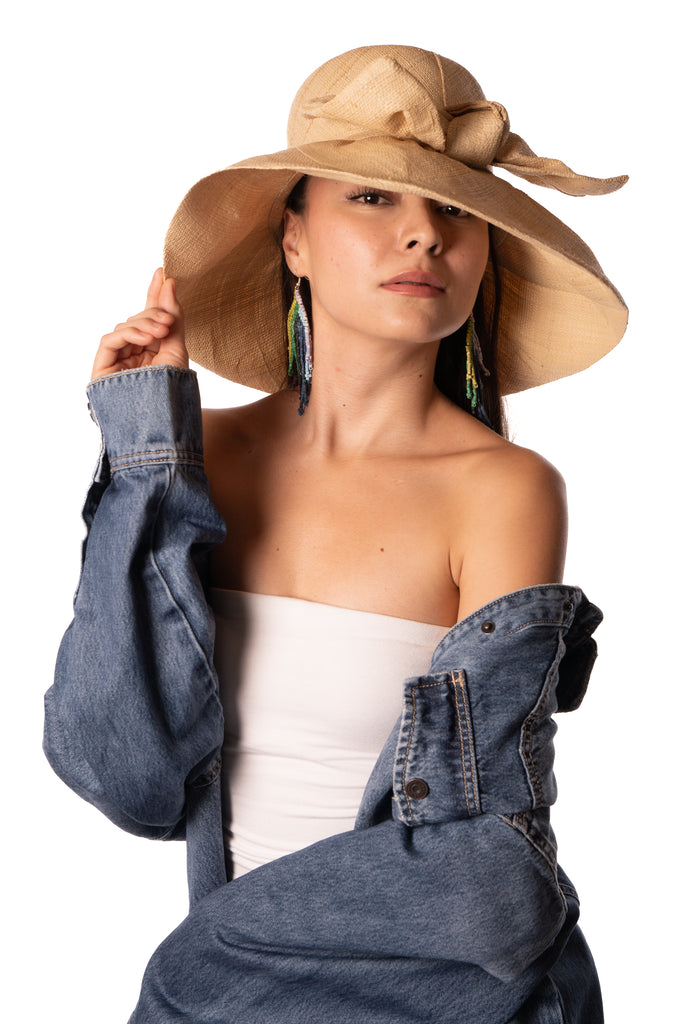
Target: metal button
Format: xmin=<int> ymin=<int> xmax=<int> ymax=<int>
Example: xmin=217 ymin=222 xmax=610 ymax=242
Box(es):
xmin=481 ymin=620 xmax=496 ymax=634
xmin=405 ymin=778 xmax=429 ymax=800
xmin=563 ymin=600 xmax=573 ymax=613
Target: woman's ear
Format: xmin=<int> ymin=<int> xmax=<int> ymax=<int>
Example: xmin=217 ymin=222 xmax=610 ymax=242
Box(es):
xmin=282 ymin=208 xmax=305 ymax=276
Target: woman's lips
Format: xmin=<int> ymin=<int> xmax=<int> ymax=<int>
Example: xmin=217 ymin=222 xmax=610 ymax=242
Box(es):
xmin=380 ymin=270 xmax=446 ymax=297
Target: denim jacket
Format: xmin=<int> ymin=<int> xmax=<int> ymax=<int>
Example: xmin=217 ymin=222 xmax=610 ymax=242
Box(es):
xmin=44 ymin=367 xmax=604 ymax=1023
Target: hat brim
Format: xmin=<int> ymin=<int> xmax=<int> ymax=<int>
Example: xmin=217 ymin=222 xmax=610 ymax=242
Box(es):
xmin=164 ymin=137 xmax=627 ymax=395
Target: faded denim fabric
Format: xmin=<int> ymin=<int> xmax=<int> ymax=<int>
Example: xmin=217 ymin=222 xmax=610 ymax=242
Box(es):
xmin=44 ymin=366 xmax=604 ymax=1023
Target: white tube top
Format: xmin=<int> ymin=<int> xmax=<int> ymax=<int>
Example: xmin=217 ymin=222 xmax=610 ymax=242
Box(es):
xmin=210 ymin=589 xmax=449 ymax=878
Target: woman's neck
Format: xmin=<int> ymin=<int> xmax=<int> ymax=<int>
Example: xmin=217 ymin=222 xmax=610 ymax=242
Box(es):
xmin=293 ymin=329 xmax=445 ymax=458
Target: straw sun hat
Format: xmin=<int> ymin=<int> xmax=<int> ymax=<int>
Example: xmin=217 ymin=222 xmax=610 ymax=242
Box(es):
xmin=164 ymin=44 xmax=627 ymax=396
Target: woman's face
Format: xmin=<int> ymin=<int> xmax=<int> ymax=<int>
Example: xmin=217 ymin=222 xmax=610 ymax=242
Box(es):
xmin=282 ymin=177 xmax=489 ymax=350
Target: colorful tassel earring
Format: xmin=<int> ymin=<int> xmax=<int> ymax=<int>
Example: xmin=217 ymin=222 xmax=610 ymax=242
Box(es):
xmin=464 ymin=313 xmax=491 ymax=424
xmin=287 ymin=278 xmax=313 ymax=415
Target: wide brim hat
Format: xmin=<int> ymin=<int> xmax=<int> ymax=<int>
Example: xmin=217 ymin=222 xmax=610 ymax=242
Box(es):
xmin=164 ymin=45 xmax=628 ymax=396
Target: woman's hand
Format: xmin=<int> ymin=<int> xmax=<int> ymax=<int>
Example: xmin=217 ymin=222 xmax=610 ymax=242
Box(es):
xmin=91 ymin=268 xmax=189 ymax=380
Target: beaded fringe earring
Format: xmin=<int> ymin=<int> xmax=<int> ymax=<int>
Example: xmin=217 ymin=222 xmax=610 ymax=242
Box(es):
xmin=287 ymin=278 xmax=313 ymax=415
xmin=464 ymin=313 xmax=491 ymax=425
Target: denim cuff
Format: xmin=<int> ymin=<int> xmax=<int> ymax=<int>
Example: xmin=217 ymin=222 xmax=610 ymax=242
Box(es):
xmin=86 ymin=366 xmax=204 ymax=472
xmin=387 ymin=586 xmax=603 ymax=826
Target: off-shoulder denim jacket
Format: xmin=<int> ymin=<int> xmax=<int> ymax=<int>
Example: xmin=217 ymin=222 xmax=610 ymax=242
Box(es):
xmin=44 ymin=367 xmax=604 ymax=1023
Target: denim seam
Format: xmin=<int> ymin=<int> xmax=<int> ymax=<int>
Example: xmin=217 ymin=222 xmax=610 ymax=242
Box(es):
xmin=519 ymin=811 xmax=557 ymax=862
xmin=111 ymin=447 xmax=203 ymax=460
xmin=500 ymin=813 xmax=559 ymax=874
xmin=402 ymin=679 xmax=448 ymax=823
xmin=430 ymin=585 xmax=580 ymax=663
xmin=457 ymin=587 xmax=571 ymax=620
xmin=520 ymin=638 xmax=563 ymax=805
xmin=497 ymin=814 xmax=566 ymax=914
xmin=110 ymin=450 xmax=204 ymax=472
xmin=558 ymin=880 xmax=578 ymax=900
xmin=148 ymin=467 xmax=224 ymax=725
xmin=86 ymin=365 xmax=196 ymax=386
xmin=459 ymin=671 xmax=481 ymax=815
xmin=402 ymin=684 xmax=421 ymax=823
xmin=451 ymin=671 xmax=481 ymax=817
xmin=505 ymin=618 xmax=565 ymax=637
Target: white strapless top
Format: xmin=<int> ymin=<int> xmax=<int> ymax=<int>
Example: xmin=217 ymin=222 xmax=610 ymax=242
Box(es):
xmin=210 ymin=589 xmax=449 ymax=878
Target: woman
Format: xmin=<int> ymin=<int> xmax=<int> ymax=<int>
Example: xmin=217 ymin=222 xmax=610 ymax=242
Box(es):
xmin=45 ymin=45 xmax=627 ymax=1022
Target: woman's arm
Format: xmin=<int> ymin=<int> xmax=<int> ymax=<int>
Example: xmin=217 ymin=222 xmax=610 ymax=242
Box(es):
xmin=454 ymin=446 xmax=568 ymax=622
xmin=44 ymin=277 xmax=226 ymax=839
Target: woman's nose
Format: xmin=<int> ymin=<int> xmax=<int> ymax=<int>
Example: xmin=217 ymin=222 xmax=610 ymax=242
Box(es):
xmin=399 ymin=198 xmax=443 ymax=254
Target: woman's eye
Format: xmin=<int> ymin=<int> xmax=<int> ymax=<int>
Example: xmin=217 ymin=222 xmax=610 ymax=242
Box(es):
xmin=440 ymin=205 xmax=469 ymax=219
xmin=348 ymin=190 xmax=390 ymax=205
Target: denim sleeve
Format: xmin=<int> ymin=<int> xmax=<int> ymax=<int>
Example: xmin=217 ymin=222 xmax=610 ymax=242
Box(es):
xmin=43 ymin=366 xmax=227 ymax=840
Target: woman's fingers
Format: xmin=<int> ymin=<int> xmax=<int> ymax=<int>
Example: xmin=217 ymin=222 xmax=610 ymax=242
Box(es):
xmin=103 ymin=322 xmax=167 ymax=351
xmin=99 ymin=312 xmax=172 ymax=357
xmin=91 ymin=271 xmax=189 ymax=381
xmin=124 ymin=310 xmax=174 ymax=333
xmin=145 ymin=267 xmax=164 ymax=310
xmin=159 ymin=274 xmax=182 ymax=316
xmin=154 ymin=274 xmax=188 ymax=368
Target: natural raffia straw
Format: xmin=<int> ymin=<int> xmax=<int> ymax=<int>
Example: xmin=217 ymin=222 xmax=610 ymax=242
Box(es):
xmin=164 ymin=45 xmax=627 ymax=396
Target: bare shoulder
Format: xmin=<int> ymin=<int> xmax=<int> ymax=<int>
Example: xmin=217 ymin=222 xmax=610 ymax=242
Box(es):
xmin=434 ymin=399 xmax=566 ymax=513
xmin=202 ymin=400 xmax=260 ymax=448
xmin=463 ymin=435 xmax=566 ymax=514
xmin=202 ymin=392 xmax=284 ymax=469
xmin=448 ymin=428 xmax=568 ymax=621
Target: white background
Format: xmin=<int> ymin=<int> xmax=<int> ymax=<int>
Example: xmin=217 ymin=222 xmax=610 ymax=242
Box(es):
xmin=2 ymin=1 xmax=678 ymax=1020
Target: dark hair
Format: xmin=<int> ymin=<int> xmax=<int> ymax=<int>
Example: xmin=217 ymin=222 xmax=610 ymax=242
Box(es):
xmin=283 ymin=176 xmax=508 ymax=437
xmin=286 ymin=174 xmax=310 ymax=215
xmin=434 ymin=230 xmax=507 ymax=437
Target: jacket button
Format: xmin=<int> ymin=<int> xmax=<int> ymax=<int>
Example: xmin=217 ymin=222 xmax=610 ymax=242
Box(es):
xmin=563 ymin=600 xmax=573 ymax=613
xmin=405 ymin=778 xmax=429 ymax=800
xmin=481 ymin=620 xmax=496 ymax=634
